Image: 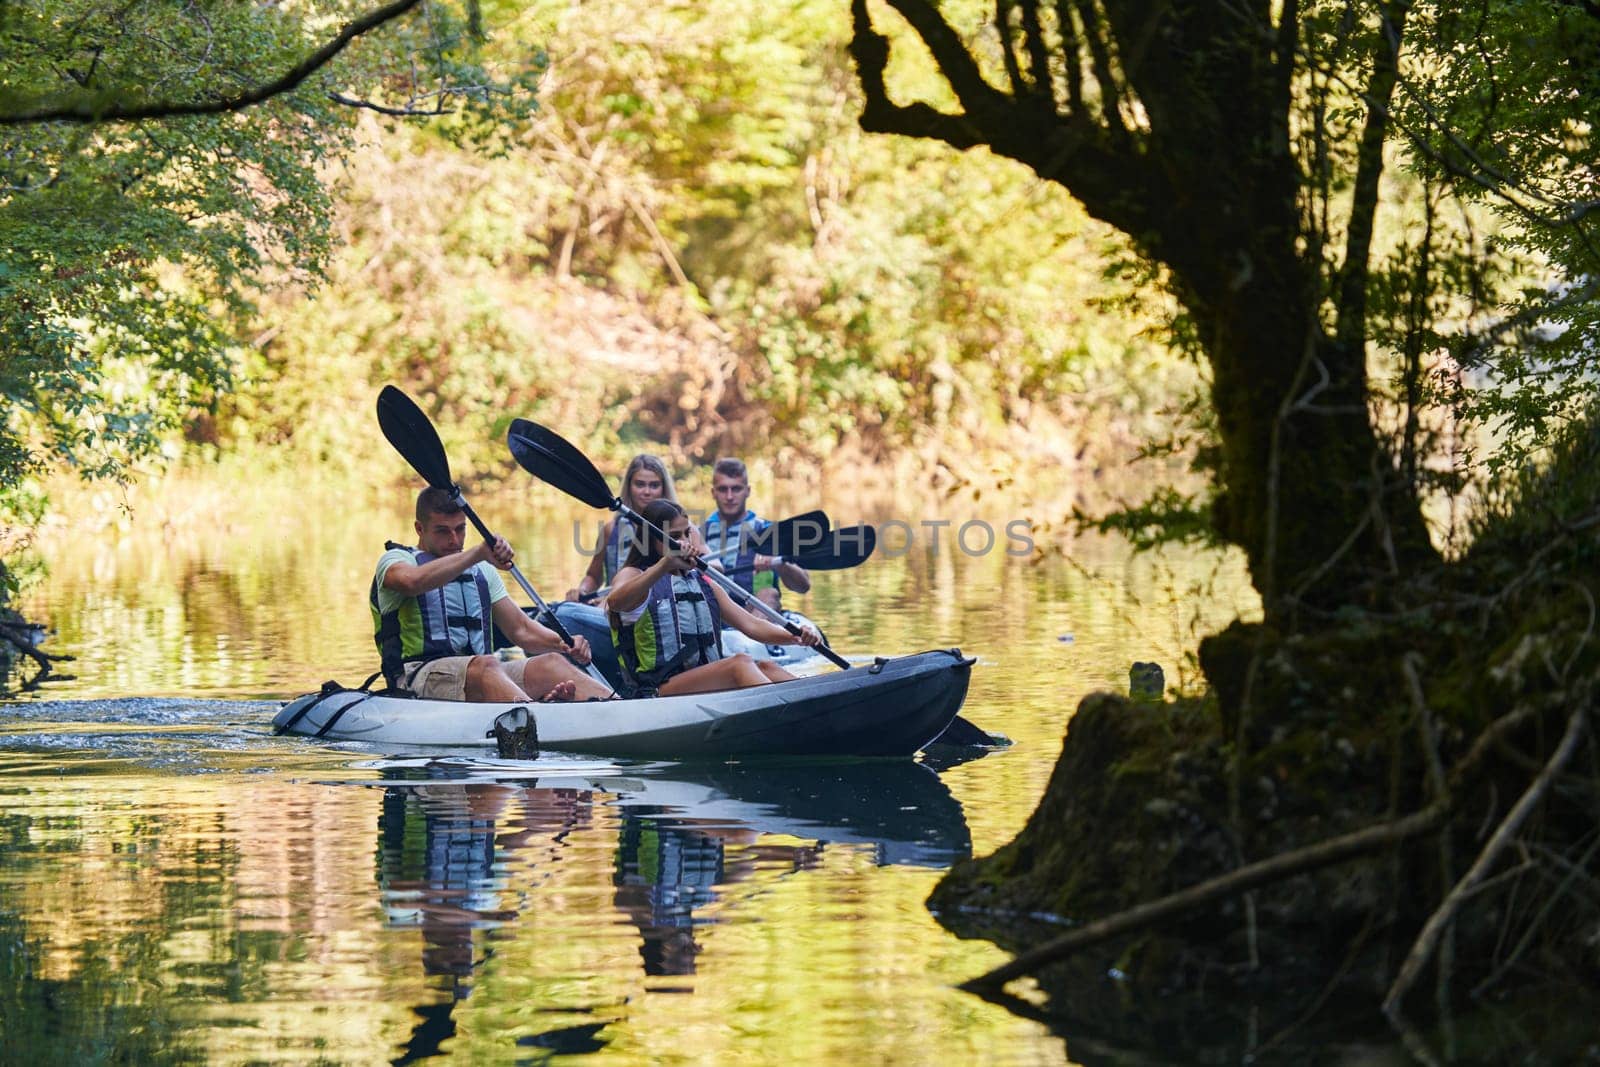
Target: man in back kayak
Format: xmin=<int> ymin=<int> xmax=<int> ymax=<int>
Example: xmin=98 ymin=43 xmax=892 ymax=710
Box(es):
xmin=372 ymin=487 xmax=611 ymax=702
xmin=701 ymin=458 xmax=811 ymax=611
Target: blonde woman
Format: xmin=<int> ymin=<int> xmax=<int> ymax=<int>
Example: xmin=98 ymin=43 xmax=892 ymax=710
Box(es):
xmin=566 ymin=454 xmax=677 ymax=602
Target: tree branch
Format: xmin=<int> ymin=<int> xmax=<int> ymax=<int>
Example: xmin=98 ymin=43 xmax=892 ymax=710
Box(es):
xmin=959 ymin=698 xmax=1545 ymax=991
xmin=1335 ymin=1 xmax=1410 ymax=349
xmin=1383 ymin=703 xmax=1590 ymax=1016
xmin=327 ymin=92 xmax=446 ymax=117
xmin=850 ymin=0 xmax=990 ymax=148
xmin=1018 ymin=0 xmax=1056 ymax=104
xmin=881 ymin=0 xmax=1010 ymax=118
xmin=995 ymin=0 xmax=1028 ymax=95
xmin=960 ymin=803 xmax=1450 ymax=992
xmin=850 ymin=0 xmax=1164 ymax=240
xmin=0 ymin=0 xmax=424 ymax=126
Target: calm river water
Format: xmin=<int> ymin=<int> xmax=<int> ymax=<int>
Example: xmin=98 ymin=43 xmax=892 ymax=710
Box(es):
xmin=1 ymin=474 xmax=1261 ymax=1064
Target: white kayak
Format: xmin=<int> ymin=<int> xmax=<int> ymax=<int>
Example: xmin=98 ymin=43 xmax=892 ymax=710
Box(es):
xmin=273 ymin=649 xmax=976 ymax=759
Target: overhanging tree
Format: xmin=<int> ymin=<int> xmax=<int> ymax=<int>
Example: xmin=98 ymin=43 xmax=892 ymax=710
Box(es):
xmin=0 ymin=0 xmax=538 ymax=683
xmin=848 ymin=0 xmax=1600 ymax=625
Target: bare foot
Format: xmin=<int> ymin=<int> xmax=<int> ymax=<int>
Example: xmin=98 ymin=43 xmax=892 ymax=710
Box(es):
xmin=538 ymin=680 xmax=577 ymax=703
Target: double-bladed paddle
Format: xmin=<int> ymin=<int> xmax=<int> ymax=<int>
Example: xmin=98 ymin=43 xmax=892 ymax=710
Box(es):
xmin=722 ymin=524 xmax=878 ymax=576
xmin=376 ymin=386 xmax=613 ymax=690
xmin=578 ymin=519 xmax=866 ymax=600
xmin=507 ymin=417 xmax=851 ymax=669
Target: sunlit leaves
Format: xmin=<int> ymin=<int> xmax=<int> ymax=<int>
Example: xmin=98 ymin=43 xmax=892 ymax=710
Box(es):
xmin=0 ymin=1 xmax=538 ymax=521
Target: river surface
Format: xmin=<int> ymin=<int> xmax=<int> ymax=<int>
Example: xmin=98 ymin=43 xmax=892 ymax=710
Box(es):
xmin=1 ymin=475 xmax=1263 ymax=1064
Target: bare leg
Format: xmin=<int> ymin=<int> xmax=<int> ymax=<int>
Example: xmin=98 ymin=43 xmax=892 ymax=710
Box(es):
xmin=465 ymin=655 xmax=531 ymax=702
xmin=517 ymin=653 xmax=613 ymax=701
xmin=755 ymin=660 xmax=795 ymax=683
xmin=657 ymin=653 xmax=772 ymax=696
xmin=757 ymin=588 xmax=782 ymax=611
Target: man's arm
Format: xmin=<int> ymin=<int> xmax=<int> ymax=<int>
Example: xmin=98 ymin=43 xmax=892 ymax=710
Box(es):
xmin=490 ymin=598 xmax=592 ymax=663
xmin=775 ymin=559 xmax=811 ymax=594
xmin=752 ymin=554 xmax=811 ymax=594
xmin=382 ymin=542 xmax=498 ymax=598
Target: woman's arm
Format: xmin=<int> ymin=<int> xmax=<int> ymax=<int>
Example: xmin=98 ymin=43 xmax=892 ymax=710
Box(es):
xmin=709 ymin=580 xmax=819 ymax=646
xmin=607 ymin=556 xmax=685 ymax=614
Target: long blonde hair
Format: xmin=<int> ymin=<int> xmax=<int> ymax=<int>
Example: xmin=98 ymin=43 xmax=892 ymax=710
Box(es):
xmin=621 ymin=454 xmax=677 ymax=510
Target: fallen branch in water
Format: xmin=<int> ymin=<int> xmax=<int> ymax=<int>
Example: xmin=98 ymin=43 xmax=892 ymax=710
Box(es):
xmin=960 ymin=699 xmax=1544 ymax=992
xmin=0 ymin=618 xmax=74 ymax=689
xmin=960 ymin=804 xmax=1448 ymax=991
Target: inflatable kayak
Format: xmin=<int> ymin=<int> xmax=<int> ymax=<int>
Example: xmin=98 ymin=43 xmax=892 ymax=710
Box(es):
xmin=543 ymin=601 xmax=827 ymax=689
xmin=273 ymin=649 xmax=975 ymax=758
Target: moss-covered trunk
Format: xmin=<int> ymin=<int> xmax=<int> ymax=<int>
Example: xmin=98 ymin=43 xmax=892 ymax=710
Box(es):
xmin=1188 ymin=272 xmax=1439 ymax=621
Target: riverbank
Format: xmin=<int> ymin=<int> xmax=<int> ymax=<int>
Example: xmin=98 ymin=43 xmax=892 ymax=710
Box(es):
xmin=929 ymin=414 xmax=1600 ymax=1057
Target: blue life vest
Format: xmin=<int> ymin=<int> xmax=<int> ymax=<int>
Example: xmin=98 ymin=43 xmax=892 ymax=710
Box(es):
xmin=609 ymin=571 xmax=724 ymax=693
xmin=602 ymin=518 xmax=643 ymax=584
xmin=701 ymin=510 xmax=777 ymax=599
xmin=370 ymin=542 xmax=494 ymax=687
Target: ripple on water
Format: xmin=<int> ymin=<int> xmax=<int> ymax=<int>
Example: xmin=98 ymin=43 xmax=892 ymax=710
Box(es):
xmin=0 ymin=697 xmax=289 ymax=773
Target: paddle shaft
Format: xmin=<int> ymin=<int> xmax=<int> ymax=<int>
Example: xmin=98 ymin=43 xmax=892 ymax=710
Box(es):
xmin=454 ymin=495 xmax=613 ymax=689
xmin=703 ymin=564 xmax=851 ymax=670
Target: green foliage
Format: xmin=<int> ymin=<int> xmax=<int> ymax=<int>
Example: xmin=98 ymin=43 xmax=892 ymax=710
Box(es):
xmin=0 ymin=0 xmax=538 ymax=521
xmin=1327 ymin=3 xmax=1600 ymax=498
xmin=217 ymin=0 xmax=1180 ymax=480
xmin=1054 ymin=2 xmax=1600 ymax=553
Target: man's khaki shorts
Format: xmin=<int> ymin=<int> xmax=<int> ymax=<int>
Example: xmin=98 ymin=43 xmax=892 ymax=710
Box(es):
xmin=402 ymin=656 xmax=531 ymax=701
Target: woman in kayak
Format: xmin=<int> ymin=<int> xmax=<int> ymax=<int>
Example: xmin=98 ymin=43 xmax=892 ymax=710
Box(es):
xmin=565 ymin=454 xmax=696 ymax=603
xmin=607 ymin=498 xmax=821 ymax=696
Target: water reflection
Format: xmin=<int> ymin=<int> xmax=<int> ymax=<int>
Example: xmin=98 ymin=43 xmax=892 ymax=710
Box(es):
xmin=377 ymin=781 xmax=611 ymax=1063
xmin=369 ymin=760 xmax=971 ymax=1060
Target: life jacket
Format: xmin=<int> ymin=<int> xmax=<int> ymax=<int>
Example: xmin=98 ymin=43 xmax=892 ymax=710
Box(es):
xmin=370 ymin=541 xmax=494 ymax=687
xmin=610 ymin=571 xmax=724 ymax=692
xmin=602 ymin=518 xmax=643 ymax=584
xmin=701 ymin=510 xmax=777 ymax=599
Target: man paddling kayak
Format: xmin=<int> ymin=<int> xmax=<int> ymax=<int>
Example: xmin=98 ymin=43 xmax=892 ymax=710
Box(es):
xmin=608 ymin=499 xmax=821 ymax=696
xmin=702 ymin=457 xmax=811 ymax=611
xmin=372 ymin=488 xmax=611 ymax=702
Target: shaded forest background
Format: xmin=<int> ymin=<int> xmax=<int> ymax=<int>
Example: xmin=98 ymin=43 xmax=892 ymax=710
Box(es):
xmin=3 ymin=0 xmax=1192 ymax=521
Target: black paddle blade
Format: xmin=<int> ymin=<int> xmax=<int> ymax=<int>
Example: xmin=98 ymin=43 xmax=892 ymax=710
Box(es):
xmin=798 ymin=524 xmax=877 ymax=570
xmin=377 ymin=385 xmax=455 ymax=492
xmin=746 ymin=509 xmax=831 ymax=558
xmin=507 ymin=418 xmax=618 ymax=511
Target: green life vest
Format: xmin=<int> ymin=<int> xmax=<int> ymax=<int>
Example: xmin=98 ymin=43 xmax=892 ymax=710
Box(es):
xmin=370 ymin=542 xmax=494 ymax=688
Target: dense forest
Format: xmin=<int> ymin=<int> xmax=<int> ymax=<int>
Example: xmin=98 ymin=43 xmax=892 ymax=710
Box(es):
xmin=4 ymin=0 xmax=1600 ymax=1053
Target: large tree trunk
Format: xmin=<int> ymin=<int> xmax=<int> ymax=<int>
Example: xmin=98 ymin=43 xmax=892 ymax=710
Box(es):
xmin=850 ymin=0 xmax=1438 ymax=622
xmin=1176 ymin=245 xmax=1436 ymax=616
